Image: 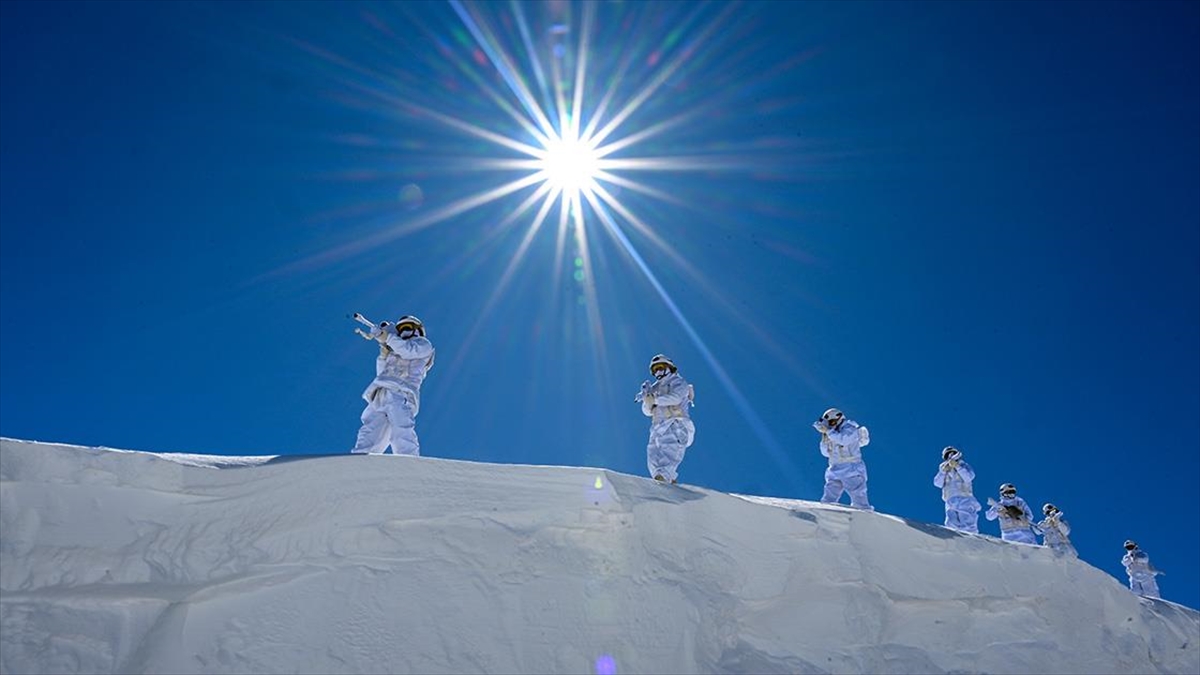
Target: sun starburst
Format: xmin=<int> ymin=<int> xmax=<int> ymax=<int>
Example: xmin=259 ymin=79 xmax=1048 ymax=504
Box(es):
xmin=535 ymin=132 xmax=601 ymax=199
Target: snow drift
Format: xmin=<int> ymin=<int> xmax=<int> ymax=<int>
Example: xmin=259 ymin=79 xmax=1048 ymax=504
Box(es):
xmin=1 ymin=438 xmax=1196 ymax=675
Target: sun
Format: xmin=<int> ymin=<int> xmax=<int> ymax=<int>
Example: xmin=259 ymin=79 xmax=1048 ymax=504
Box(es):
xmin=536 ymin=133 xmax=601 ymax=199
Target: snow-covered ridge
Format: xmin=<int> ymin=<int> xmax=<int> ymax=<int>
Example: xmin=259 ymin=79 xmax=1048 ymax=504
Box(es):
xmin=1 ymin=438 xmax=1196 ymax=675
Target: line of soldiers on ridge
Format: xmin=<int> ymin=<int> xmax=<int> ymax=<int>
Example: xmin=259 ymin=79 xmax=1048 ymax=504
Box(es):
xmin=811 ymin=407 xmax=1163 ymax=600
xmin=345 ymin=314 xmax=1166 ymax=601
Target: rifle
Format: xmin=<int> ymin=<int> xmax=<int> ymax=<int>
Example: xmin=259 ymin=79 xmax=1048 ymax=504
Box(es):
xmin=351 ymin=313 xmax=392 ymax=342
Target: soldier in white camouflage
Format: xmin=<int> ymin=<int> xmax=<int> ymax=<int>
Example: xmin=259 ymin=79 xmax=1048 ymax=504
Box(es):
xmin=813 ymin=408 xmax=873 ymax=510
xmin=637 ymin=354 xmax=695 ymax=484
xmin=350 ymin=315 xmax=435 ymax=456
xmin=1037 ymin=503 xmax=1077 ymax=557
xmin=985 ymin=483 xmax=1037 ymax=544
xmin=934 ymin=446 xmax=981 ymax=533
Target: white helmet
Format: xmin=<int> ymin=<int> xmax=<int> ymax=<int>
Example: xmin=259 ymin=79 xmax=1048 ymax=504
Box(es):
xmin=396 ymin=315 xmax=425 ymax=337
xmin=1124 ymin=539 xmax=1138 ymax=550
xmin=821 ymin=408 xmax=844 ymax=426
xmin=649 ymin=354 xmax=677 ymax=378
xmin=999 ymin=483 xmax=1017 ymax=497
xmin=1042 ymin=503 xmax=1058 ymax=516
xmin=942 ymin=446 xmax=962 ymax=461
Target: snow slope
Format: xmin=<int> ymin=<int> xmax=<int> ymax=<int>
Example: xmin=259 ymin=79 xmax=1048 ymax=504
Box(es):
xmin=1 ymin=439 xmax=1196 ymax=675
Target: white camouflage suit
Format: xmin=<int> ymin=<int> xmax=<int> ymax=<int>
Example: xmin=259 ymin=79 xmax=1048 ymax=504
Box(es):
xmin=640 ymin=371 xmax=695 ymax=483
xmin=1037 ymin=512 xmax=1077 ymax=557
xmin=933 ymin=458 xmax=981 ymax=533
xmin=816 ymin=419 xmax=872 ymax=510
xmin=985 ymin=496 xmax=1037 ymax=544
xmin=351 ymin=328 xmax=435 ymax=456
xmin=1122 ymin=548 xmax=1162 ymax=598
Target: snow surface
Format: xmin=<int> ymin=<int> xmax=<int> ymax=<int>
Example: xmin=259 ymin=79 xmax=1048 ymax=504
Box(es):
xmin=1 ymin=438 xmax=1196 ymax=675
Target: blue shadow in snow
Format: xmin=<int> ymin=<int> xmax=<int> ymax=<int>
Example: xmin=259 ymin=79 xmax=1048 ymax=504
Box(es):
xmin=605 ymin=472 xmax=708 ymax=504
xmin=899 ymin=516 xmax=969 ymax=540
xmin=260 ymin=453 xmax=346 ymax=465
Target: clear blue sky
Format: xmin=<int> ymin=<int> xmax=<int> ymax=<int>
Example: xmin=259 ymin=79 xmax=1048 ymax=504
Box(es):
xmin=2 ymin=1 xmax=1197 ymax=608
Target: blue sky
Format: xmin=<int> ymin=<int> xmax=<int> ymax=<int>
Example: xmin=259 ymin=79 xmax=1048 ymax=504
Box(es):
xmin=2 ymin=1 xmax=1197 ymax=609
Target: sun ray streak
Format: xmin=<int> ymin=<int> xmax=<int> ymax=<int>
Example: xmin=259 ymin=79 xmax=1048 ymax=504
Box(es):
xmin=598 ymin=156 xmax=771 ymax=172
xmin=378 ymin=88 xmax=545 ymax=156
xmin=411 ymin=181 xmax=556 ymax=296
xmin=282 ymin=30 xmax=550 ymax=151
xmin=263 ymin=173 xmax=545 ymax=279
xmin=450 ymin=0 xmax=558 ymax=140
xmin=547 ymin=12 xmax=572 ymax=136
xmin=589 ymin=3 xmax=739 ymax=148
xmin=587 ymin=184 xmax=819 ymax=404
xmin=493 ymin=181 xmax=557 ymax=231
xmin=447 ymin=184 xmax=560 ymax=381
xmin=591 ymin=108 xmax=706 ymax=158
xmin=592 ymin=171 xmax=687 ymax=207
xmin=578 ymin=29 xmax=642 ymax=142
xmin=583 ymin=190 xmax=805 ymax=492
xmin=588 ymin=185 xmax=697 ymax=275
xmin=549 ymin=192 xmax=572 ymax=314
xmin=572 ymin=194 xmax=607 ymax=366
xmin=569 ymin=2 xmax=595 ymax=140
xmin=510 ymin=0 xmax=553 ymax=117
xmin=428 ymin=30 xmax=557 ymax=148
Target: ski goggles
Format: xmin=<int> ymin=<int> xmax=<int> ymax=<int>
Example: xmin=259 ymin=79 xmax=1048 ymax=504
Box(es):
xmin=651 ymin=363 xmax=671 ymax=377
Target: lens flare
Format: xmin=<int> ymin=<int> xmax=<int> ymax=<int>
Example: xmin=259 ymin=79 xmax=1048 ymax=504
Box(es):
xmin=595 ymin=654 xmax=617 ymax=675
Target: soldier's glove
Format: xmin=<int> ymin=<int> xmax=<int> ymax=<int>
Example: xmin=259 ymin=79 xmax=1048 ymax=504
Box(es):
xmin=812 ymin=420 xmax=829 ymax=434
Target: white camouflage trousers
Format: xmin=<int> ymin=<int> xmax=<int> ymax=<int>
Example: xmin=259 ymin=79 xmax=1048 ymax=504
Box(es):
xmin=822 ymin=461 xmax=872 ymax=510
xmin=944 ymin=495 xmax=981 ymax=533
xmin=1129 ymin=573 xmax=1161 ymax=599
xmin=647 ymin=418 xmax=694 ymax=483
xmin=352 ymin=388 xmax=419 ymax=456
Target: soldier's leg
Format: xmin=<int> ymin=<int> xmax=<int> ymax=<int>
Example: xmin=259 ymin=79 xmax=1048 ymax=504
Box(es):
xmin=351 ymin=398 xmax=390 ymax=454
xmin=647 ymin=422 xmax=684 ymax=482
xmin=820 ymin=469 xmax=845 ymax=504
xmin=842 ymin=470 xmax=873 ymax=511
xmin=384 ymin=392 xmax=420 ymax=456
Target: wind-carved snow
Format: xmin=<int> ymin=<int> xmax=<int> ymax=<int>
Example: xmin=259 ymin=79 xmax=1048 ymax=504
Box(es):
xmin=0 ymin=438 xmax=1196 ymax=675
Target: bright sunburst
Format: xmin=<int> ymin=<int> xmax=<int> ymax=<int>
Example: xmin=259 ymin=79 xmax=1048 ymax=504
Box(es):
xmin=534 ymin=133 xmax=601 ymax=199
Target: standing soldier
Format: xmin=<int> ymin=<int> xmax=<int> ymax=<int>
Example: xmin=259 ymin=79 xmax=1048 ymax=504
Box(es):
xmin=1037 ymin=503 xmax=1077 ymax=557
xmin=985 ymin=483 xmax=1037 ymax=544
xmin=812 ymin=407 xmax=873 ymax=510
xmin=636 ymin=354 xmax=695 ymax=484
xmin=350 ymin=314 xmax=435 ymax=456
xmin=933 ymin=446 xmax=981 ymax=533
xmin=1122 ymin=540 xmax=1163 ymax=599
